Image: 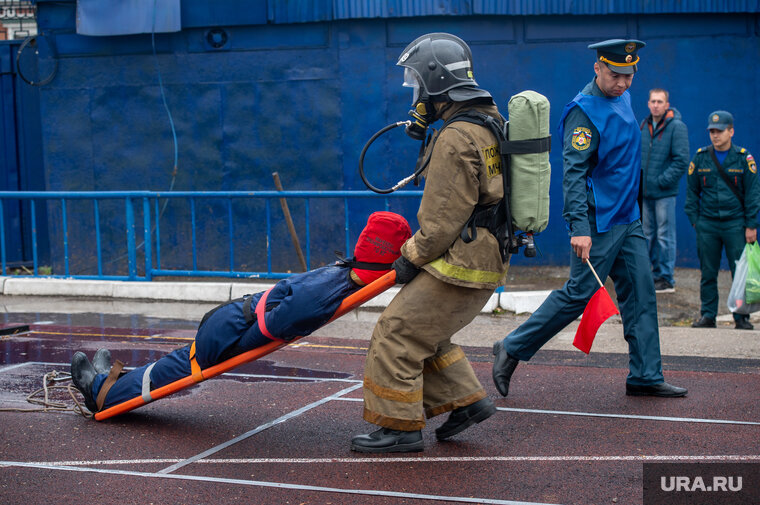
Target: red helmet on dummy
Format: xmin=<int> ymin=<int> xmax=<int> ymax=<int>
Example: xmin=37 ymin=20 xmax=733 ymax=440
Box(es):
xmin=352 ymin=212 xmax=412 ymax=284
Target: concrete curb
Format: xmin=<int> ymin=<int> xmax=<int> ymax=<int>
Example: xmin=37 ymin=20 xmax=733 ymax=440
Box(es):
xmin=0 ymin=276 xmax=548 ymax=314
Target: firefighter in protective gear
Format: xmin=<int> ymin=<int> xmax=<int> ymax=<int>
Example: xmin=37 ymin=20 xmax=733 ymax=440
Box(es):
xmin=70 ymin=212 xmax=411 ymax=415
xmin=350 ymin=33 xmax=505 ymax=454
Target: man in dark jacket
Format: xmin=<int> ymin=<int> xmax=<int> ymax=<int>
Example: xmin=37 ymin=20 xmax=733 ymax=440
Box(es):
xmin=640 ymin=88 xmax=689 ymax=293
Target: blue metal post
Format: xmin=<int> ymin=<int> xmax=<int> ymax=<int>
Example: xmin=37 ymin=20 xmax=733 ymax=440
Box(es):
xmin=61 ymin=198 xmax=69 ymax=276
xmin=227 ymin=197 xmax=234 ymax=272
xmin=154 ymin=198 xmax=161 ymax=270
xmin=31 ymin=200 xmax=37 ymax=274
xmin=190 ymin=197 xmax=197 ymax=271
xmin=143 ymin=197 xmax=152 ymax=281
xmin=265 ymin=199 xmax=271 ymax=273
xmin=343 ymin=197 xmax=350 ymax=258
xmin=305 ymin=199 xmax=311 ymax=269
xmin=125 ymin=197 xmax=137 ymax=280
xmin=94 ymin=199 xmax=102 ymax=276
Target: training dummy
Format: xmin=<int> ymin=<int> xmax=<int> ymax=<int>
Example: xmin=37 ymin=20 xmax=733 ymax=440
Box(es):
xmin=70 ymin=211 xmax=412 ymax=415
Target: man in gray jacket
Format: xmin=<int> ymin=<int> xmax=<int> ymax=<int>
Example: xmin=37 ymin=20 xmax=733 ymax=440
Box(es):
xmin=640 ymin=88 xmax=690 ymax=292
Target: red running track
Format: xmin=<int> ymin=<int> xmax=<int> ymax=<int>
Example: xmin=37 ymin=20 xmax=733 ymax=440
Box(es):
xmin=0 ymin=322 xmax=758 ymax=504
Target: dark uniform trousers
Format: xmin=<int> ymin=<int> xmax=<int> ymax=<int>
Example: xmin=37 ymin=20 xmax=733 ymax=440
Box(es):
xmin=363 ymin=270 xmax=490 ymax=431
xmin=696 ymin=216 xmax=746 ymax=321
xmin=504 ymin=220 xmax=665 ymax=386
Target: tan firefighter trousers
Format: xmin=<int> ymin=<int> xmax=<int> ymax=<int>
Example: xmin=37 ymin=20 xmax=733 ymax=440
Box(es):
xmin=362 ymin=270 xmax=492 ymax=430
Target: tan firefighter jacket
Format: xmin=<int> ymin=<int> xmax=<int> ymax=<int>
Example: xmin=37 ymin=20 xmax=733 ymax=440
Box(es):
xmin=401 ymin=101 xmax=510 ymax=290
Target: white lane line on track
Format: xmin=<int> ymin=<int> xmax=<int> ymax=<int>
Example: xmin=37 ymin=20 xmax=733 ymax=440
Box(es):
xmin=22 ymin=454 xmax=760 ymax=467
xmin=497 ymin=406 xmax=760 ymax=425
xmin=0 ymin=461 xmax=553 ymax=505
xmin=221 ymin=372 xmax=361 ymax=383
xmin=0 ymin=362 xmax=33 ymax=373
xmin=158 ymin=382 xmax=364 ymax=474
xmin=334 ymin=398 xmax=760 ymax=425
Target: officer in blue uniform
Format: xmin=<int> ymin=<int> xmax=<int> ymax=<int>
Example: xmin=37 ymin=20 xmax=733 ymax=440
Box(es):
xmin=685 ymin=111 xmax=760 ymax=330
xmin=493 ymin=39 xmax=687 ymax=397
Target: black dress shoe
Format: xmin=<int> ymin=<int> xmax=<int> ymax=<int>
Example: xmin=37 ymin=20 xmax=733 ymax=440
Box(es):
xmin=435 ymin=398 xmax=496 ymax=441
xmin=735 ymin=318 xmax=754 ymax=330
xmin=350 ymin=427 xmax=423 ymax=453
xmin=691 ymin=316 xmax=716 ymax=328
xmin=92 ymin=348 xmax=113 ymax=375
xmin=626 ymin=382 xmax=687 ymax=397
xmin=71 ymin=352 xmax=98 ymax=412
xmin=492 ymin=341 xmax=519 ymax=397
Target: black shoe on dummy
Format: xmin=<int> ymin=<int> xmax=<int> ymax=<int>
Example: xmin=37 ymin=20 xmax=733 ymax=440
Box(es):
xmin=625 ymin=382 xmax=688 ymax=397
xmin=92 ymin=348 xmax=112 ymax=375
xmin=492 ymin=341 xmax=519 ymax=397
xmin=691 ymin=316 xmax=716 ymax=328
xmin=350 ymin=427 xmax=423 ymax=453
xmin=71 ymin=352 xmax=98 ymax=412
xmin=435 ymin=397 xmax=497 ymax=441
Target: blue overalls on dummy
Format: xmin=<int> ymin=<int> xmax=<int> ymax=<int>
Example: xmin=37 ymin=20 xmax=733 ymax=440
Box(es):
xmin=91 ymin=264 xmax=361 ymax=409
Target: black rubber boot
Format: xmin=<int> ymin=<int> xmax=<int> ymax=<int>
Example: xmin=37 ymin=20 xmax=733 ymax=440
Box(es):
xmin=350 ymin=427 xmax=423 ymax=453
xmin=435 ymin=397 xmax=497 ymax=441
xmin=92 ymin=348 xmax=112 ymax=375
xmin=71 ymin=352 xmax=98 ymax=412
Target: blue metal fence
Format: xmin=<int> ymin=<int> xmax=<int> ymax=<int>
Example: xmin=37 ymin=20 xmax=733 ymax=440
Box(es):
xmin=0 ymin=190 xmax=423 ymax=281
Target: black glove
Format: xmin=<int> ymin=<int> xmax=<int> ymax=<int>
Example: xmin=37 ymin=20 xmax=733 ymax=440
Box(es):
xmin=392 ymin=255 xmax=420 ymax=284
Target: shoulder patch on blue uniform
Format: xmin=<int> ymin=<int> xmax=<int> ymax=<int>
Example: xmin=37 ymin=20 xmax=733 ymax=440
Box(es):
xmin=747 ymin=153 xmax=756 ymax=174
xmin=688 ymin=161 xmax=695 ymax=175
xmin=571 ymin=127 xmax=592 ymax=151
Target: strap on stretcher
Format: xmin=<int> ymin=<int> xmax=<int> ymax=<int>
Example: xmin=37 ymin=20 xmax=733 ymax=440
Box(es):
xmin=186 ymin=287 xmax=277 ymax=387
xmin=94 ymin=360 xmax=125 ymax=412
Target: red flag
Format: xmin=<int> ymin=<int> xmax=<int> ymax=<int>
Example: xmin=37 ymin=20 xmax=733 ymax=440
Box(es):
xmin=573 ymin=286 xmax=619 ymax=354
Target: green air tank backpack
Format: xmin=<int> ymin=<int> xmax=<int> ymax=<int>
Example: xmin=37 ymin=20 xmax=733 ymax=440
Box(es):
xmin=447 ymin=90 xmax=551 ymax=259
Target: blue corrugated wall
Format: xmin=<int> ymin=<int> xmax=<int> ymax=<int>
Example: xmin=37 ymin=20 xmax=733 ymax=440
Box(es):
xmin=0 ymin=39 xmax=48 ymax=267
xmin=28 ymin=0 xmax=760 ymax=274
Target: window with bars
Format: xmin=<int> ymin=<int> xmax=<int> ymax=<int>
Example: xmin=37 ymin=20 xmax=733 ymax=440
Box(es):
xmin=0 ymin=0 xmax=37 ymax=40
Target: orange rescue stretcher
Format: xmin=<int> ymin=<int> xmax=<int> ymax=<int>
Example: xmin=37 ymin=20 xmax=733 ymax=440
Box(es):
xmin=94 ymin=271 xmax=396 ymax=421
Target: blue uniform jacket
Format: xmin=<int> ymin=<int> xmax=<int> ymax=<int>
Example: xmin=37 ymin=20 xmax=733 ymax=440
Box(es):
xmin=558 ymin=79 xmax=641 ymax=235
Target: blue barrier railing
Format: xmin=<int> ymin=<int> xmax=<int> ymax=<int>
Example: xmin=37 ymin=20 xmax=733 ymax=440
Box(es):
xmin=0 ymin=191 xmax=423 ymax=281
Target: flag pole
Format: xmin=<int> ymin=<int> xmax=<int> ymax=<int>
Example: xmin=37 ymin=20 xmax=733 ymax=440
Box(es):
xmin=585 ymin=259 xmax=604 ymax=288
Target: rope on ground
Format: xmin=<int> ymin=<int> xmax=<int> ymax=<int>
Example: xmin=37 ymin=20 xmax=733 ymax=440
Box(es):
xmin=0 ymin=370 xmax=92 ymax=418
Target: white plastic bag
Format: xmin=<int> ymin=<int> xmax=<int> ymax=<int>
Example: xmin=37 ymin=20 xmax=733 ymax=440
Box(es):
xmin=727 ymin=246 xmax=760 ymax=314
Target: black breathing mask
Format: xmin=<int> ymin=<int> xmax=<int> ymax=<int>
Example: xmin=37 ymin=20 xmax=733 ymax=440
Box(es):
xmin=405 ymin=99 xmax=436 ymax=140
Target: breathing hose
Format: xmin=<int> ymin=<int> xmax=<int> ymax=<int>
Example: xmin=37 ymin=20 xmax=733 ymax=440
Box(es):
xmin=358 ymin=120 xmax=433 ymax=194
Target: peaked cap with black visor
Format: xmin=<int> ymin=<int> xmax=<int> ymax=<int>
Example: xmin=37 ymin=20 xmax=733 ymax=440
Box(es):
xmin=589 ymin=39 xmax=645 ymax=75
